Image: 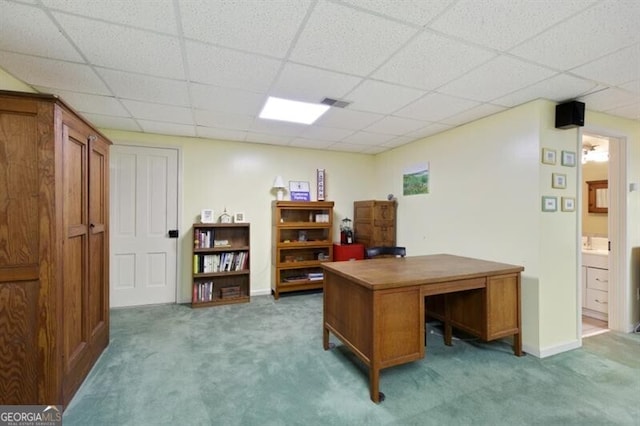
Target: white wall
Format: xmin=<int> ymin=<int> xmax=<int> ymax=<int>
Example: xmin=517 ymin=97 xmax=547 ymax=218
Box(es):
xmin=102 ymin=130 xmax=375 ymax=302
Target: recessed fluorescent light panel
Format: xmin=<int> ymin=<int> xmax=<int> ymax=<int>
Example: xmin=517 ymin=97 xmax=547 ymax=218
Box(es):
xmin=259 ymin=96 xmax=330 ymax=125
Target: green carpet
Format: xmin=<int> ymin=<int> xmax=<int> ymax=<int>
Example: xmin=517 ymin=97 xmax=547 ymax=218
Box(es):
xmin=63 ymin=293 xmax=640 ymax=425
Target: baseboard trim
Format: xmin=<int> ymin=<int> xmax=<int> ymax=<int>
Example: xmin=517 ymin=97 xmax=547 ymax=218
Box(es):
xmin=526 ymin=339 xmax=581 ymax=359
xmin=251 ymin=288 xmax=271 ymax=297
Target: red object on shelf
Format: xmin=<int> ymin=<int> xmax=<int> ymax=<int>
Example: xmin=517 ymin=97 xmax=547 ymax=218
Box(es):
xmin=333 ymin=243 xmax=365 ymax=261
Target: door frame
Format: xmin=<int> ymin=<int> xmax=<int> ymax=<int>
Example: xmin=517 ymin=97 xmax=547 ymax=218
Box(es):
xmin=577 ymin=127 xmax=630 ymax=336
xmin=111 ymin=142 xmax=183 ymax=305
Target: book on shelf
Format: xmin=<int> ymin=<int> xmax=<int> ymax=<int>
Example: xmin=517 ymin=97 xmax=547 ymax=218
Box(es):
xmin=193 ymin=281 xmax=214 ymax=302
xmin=194 ymin=229 xmax=214 ymax=249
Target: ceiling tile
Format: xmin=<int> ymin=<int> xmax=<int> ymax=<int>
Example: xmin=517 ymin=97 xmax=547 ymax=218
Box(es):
xmin=340 ymin=0 xmax=455 ymax=26
xmin=289 ymin=0 xmax=416 ymax=76
xmin=197 ymin=127 xmax=247 ymax=141
xmin=325 ymin=142 xmax=369 ymax=153
xmin=120 ymin=100 xmax=194 ymax=125
xmin=373 ymin=32 xmax=496 ymax=90
xmin=604 ymin=102 xmax=640 ymax=120
xmin=492 ymin=73 xmax=601 ymax=107
xmin=618 ymin=80 xmax=640 ymax=95
xmin=270 ymin=63 xmax=362 ymax=103
xmin=381 ymin=135 xmax=416 ymax=148
xmin=82 ymin=113 xmax=141 ymax=132
xmin=41 ymin=0 xmax=179 ymax=34
xmin=138 ymin=120 xmax=196 ymax=137
xmin=346 ymin=80 xmax=424 ymax=114
xmin=179 ymin=0 xmax=311 ymax=58
xmin=249 ymin=118 xmax=307 ymax=137
xmin=572 ymin=43 xmax=640 ymax=87
xmin=361 ymin=145 xmax=387 ymax=154
xmin=342 ymin=131 xmax=394 ymax=145
xmin=289 ymin=138 xmax=335 ymax=150
xmin=407 ymin=123 xmax=453 ymax=139
xmin=580 ymin=87 xmax=639 ymax=111
xmin=364 ymin=116 xmax=429 ymax=135
xmin=0 ymin=2 xmax=83 ymax=61
xmin=194 ymin=109 xmax=254 ymax=130
xmin=53 ymin=12 xmax=185 ymax=79
xmin=314 ymin=108 xmax=383 ymax=130
xmin=438 ymin=55 xmax=556 ymax=102
xmin=301 ymin=126 xmax=354 ymax=141
xmin=430 ymin=0 xmax=594 ymax=51
xmin=244 ymin=132 xmax=292 ymax=145
xmin=97 ymin=68 xmax=190 ymax=105
xmin=440 ymin=103 xmax=506 ymax=126
xmin=0 ymin=52 xmax=110 ymax=94
xmin=395 ymin=92 xmax=478 ymax=122
xmin=190 ymin=83 xmax=265 ymax=116
xmin=32 ymin=86 xmax=129 ymax=116
xmin=186 ymin=41 xmax=281 ymax=92
xmin=510 ymin=0 xmax=640 ymax=69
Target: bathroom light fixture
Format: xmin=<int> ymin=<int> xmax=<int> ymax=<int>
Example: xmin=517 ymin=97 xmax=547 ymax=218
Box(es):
xmin=259 ymin=96 xmax=330 ymax=125
xmin=272 ymin=175 xmax=286 ymax=201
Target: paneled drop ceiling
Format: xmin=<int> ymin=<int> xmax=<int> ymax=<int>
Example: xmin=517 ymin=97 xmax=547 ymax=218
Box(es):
xmin=0 ymin=0 xmax=638 ymax=154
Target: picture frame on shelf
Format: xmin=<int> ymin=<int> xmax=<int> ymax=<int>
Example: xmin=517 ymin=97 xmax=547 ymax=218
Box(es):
xmin=542 ymin=196 xmax=557 ymax=212
xmin=561 ymin=150 xmax=576 ymax=167
xmin=234 ymin=212 xmax=246 ymax=223
xmin=561 ymin=197 xmax=576 ymax=212
xmin=201 ymin=209 xmax=214 ymax=223
xmin=552 ymin=173 xmax=567 ymax=189
xmin=541 ymin=148 xmax=557 ymax=165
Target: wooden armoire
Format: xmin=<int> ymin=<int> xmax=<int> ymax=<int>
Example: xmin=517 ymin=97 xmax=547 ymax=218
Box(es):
xmin=0 ymin=90 xmax=111 ymax=407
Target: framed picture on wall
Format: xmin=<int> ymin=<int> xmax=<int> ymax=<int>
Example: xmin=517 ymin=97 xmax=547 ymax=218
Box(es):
xmin=552 ymin=173 xmax=567 ymax=189
xmin=561 ymin=150 xmax=576 ymax=167
xmin=561 ymin=197 xmax=575 ymax=212
xmin=542 ymin=196 xmax=557 ymax=212
xmin=541 ymin=148 xmax=557 ymax=165
xmin=201 ymin=209 xmax=214 ymax=223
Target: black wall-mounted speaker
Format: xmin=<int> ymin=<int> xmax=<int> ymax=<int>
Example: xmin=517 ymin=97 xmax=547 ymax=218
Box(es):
xmin=555 ymin=101 xmax=585 ymax=129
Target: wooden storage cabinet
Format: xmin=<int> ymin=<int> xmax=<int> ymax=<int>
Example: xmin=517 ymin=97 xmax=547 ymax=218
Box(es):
xmin=0 ymin=90 xmax=110 ymax=407
xmin=353 ymin=200 xmax=397 ymax=248
xmin=272 ymin=201 xmax=334 ymax=299
xmin=191 ymin=223 xmax=250 ymax=307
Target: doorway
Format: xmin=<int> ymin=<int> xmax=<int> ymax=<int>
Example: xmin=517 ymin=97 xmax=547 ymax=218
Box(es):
xmin=110 ymin=145 xmax=180 ymax=308
xmin=581 ymin=133 xmax=610 ymax=337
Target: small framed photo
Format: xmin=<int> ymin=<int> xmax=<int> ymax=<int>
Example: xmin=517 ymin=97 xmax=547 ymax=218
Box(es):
xmin=542 ymin=196 xmax=557 ymax=212
xmin=561 ymin=197 xmax=575 ymax=212
xmin=561 ymin=150 xmax=576 ymax=167
xmin=552 ymin=173 xmax=567 ymax=189
xmin=233 ymin=212 xmax=246 ymax=223
xmin=201 ymin=209 xmax=214 ymax=223
xmin=541 ymin=148 xmax=557 ymax=165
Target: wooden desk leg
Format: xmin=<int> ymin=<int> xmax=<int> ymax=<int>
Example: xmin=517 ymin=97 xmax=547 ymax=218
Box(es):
xmin=369 ymin=366 xmax=381 ymax=403
xmin=323 ymin=325 xmax=329 ymax=350
xmin=443 ymin=294 xmax=453 ymax=346
xmin=513 ymin=332 xmax=523 ymax=356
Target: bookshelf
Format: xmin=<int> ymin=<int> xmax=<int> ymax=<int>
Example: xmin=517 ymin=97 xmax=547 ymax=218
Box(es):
xmin=192 ymin=223 xmax=250 ymax=308
xmin=272 ymin=201 xmax=334 ymax=299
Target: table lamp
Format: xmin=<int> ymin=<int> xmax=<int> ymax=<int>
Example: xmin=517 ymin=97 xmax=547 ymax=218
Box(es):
xmin=272 ymin=175 xmax=286 ymax=200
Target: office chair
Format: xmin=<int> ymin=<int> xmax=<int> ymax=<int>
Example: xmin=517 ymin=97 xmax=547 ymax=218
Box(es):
xmin=365 ymin=246 xmax=406 ymax=259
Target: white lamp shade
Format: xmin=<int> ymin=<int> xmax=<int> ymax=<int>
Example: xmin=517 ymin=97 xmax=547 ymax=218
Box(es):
xmin=273 ymin=175 xmax=285 ymax=189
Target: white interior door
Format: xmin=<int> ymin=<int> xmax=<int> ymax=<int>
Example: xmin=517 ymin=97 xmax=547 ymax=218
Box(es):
xmin=110 ymin=145 xmax=179 ymax=307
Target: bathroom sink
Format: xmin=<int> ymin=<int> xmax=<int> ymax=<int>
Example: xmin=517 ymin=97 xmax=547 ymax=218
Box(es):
xmin=582 ymin=248 xmax=609 ymax=256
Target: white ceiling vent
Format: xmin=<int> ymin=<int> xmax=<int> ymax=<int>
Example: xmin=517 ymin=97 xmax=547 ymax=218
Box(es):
xmin=321 ymin=98 xmax=351 ymax=108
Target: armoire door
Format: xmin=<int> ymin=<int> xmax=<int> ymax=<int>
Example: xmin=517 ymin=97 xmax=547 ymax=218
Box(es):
xmin=61 ymin=119 xmax=91 ymax=402
xmin=61 ymin=115 xmax=109 ymax=403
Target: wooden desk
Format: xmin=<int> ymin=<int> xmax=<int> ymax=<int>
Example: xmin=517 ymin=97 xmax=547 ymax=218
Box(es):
xmin=321 ymin=254 xmax=524 ymax=403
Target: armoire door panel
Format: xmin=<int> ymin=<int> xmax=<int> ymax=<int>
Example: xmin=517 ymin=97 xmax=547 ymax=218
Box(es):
xmin=0 ymin=112 xmax=39 ymax=267
xmin=0 ymin=281 xmax=40 ymax=404
xmin=63 ymin=234 xmax=86 ymax=371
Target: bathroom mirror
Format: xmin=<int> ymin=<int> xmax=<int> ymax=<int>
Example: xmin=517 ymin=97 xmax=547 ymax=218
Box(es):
xmin=587 ymin=180 xmax=608 ymax=213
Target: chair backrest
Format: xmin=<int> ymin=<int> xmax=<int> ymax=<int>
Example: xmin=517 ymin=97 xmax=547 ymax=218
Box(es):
xmin=366 ymin=246 xmax=406 ymax=259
